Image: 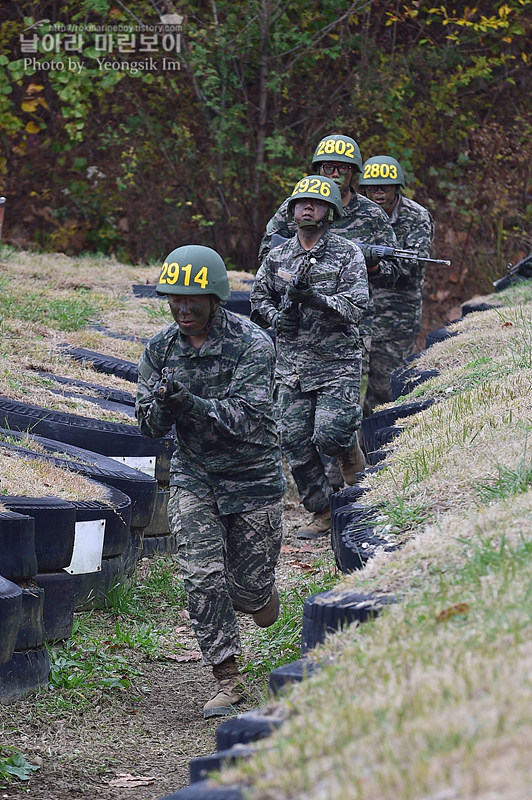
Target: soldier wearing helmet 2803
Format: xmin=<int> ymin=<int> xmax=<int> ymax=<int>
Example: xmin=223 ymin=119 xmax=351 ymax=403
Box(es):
xmin=359 ymin=155 xmax=435 ymax=414
xmin=135 ymin=244 xmax=285 ymax=719
xmin=251 ymin=176 xmax=369 ymax=540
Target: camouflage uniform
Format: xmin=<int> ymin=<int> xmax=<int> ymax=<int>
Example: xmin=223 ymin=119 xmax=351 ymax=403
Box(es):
xmin=364 ymin=194 xmax=435 ymax=414
xmin=251 ymin=230 xmax=369 ymax=513
xmin=135 ymin=307 xmax=285 ymax=666
xmin=258 ymin=191 xmax=399 ymax=367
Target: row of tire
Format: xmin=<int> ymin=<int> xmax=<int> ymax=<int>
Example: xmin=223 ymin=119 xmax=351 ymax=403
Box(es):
xmin=0 ymin=347 xmax=179 ymax=704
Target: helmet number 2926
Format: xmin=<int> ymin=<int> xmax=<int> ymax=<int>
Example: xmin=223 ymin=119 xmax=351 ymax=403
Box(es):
xmin=292 ymin=177 xmax=331 ymax=197
xmin=159 ymin=262 xmax=209 ymax=289
xmin=315 ymin=138 xmax=355 ymax=158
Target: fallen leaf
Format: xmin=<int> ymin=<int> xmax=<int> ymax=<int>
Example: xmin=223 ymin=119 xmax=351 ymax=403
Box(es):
xmin=165 ymin=651 xmax=202 ymax=662
xmin=108 ymin=773 xmax=156 ymax=788
xmin=501 ymin=321 xmax=513 ymax=328
xmin=281 ymin=544 xmax=302 ymax=554
xmin=436 ymin=603 xmax=470 ymax=622
xmin=293 ymin=562 xmax=319 ymax=573
xmin=173 ymin=625 xmax=189 ymax=634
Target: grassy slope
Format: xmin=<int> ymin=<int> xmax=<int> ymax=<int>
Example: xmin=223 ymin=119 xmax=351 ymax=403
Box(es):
xmin=219 ymin=282 xmax=532 ymax=799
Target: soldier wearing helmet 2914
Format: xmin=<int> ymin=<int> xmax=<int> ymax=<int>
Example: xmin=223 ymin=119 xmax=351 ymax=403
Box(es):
xmin=359 ymin=155 xmax=435 ymax=414
xmin=135 ymin=244 xmax=285 ymax=719
xmin=251 ymin=176 xmax=369 ymax=539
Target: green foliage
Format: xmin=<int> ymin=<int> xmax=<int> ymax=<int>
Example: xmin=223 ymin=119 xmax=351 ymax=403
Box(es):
xmin=0 ymin=747 xmax=40 ymax=788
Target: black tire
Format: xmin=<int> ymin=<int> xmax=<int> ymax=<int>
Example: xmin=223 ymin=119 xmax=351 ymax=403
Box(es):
xmin=390 ymin=365 xmax=439 ymax=400
xmin=44 ymin=386 xmax=136 ymax=418
xmin=373 ymin=425 xmax=403 ymax=450
xmin=332 ymin=505 xmax=396 ymax=574
xmin=88 ymin=323 xmax=149 ymax=346
xmin=361 ymin=398 xmax=434 ymax=454
xmin=15 ymin=582 xmax=45 ymax=650
xmin=142 ymin=486 xmax=170 ymax=536
xmin=189 ymin=745 xmax=254 ymax=784
xmin=0 ymin=511 xmax=38 ymax=580
xmin=58 ymin=345 xmax=139 ymax=383
xmin=70 ymin=485 xmax=132 ymax=560
xmin=461 ymin=301 xmax=497 ymax=316
xmin=425 ymin=325 xmax=460 ymax=348
xmin=35 ymin=572 xmax=74 ymax=641
xmin=268 ymin=657 xmax=318 ymax=694
xmin=216 ymin=708 xmax=285 ymax=750
xmin=0 ymin=429 xmax=158 ymax=530
xmin=71 ymin=552 xmax=126 ymax=611
xmin=141 ymin=532 xmax=178 ymax=559
xmin=158 ymin=782 xmax=243 ymax=799
xmin=0 ymin=576 xmax=23 ymax=664
xmin=0 ymin=397 xmax=174 ymax=483
xmin=301 ymin=589 xmax=396 ymax=654
xmin=0 ymin=647 xmax=50 ymax=705
xmin=330 ymin=484 xmax=370 ymax=514
xmin=1 ymin=497 xmax=76 ymax=572
xmin=366 ymin=448 xmax=387 ymax=466
xmin=33 ymin=370 xmax=136 ymax=405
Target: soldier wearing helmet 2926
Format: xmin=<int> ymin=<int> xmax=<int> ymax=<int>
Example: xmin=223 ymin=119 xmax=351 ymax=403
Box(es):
xmin=135 ymin=245 xmax=285 ymax=719
xmin=359 ymin=155 xmax=435 ymax=414
xmin=251 ymin=176 xmax=369 ymax=540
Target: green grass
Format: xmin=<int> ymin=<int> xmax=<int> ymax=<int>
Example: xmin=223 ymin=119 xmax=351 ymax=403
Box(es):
xmin=0 ymin=747 xmax=40 ymax=789
xmin=0 ymin=277 xmax=96 ymax=331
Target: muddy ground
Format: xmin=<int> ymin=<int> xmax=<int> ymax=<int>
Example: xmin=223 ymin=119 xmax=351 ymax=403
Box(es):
xmin=1 ymin=485 xmax=334 ymax=800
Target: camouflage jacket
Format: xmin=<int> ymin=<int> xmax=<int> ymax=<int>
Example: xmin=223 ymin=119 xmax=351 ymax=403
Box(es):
xmin=371 ymin=194 xmax=435 ymax=340
xmin=135 ymin=308 xmax=285 ymax=514
xmin=250 ymin=229 xmax=369 ymax=391
xmin=258 ymin=190 xmax=399 ymax=288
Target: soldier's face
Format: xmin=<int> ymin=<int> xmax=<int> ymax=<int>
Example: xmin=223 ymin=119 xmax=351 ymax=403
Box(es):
xmin=168 ymin=293 xmax=216 ymax=335
xmin=365 ymin=184 xmax=398 ymax=214
xmin=293 ymin=198 xmax=329 ymax=227
xmin=319 ymin=162 xmax=353 ymax=193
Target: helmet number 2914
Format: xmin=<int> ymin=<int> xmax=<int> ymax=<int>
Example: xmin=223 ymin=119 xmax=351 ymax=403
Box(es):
xmin=159 ymin=262 xmax=209 ymax=289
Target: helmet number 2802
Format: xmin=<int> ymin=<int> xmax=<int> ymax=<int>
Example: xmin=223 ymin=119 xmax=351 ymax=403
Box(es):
xmin=159 ymin=262 xmax=209 ymax=289
xmin=316 ymin=138 xmax=355 ymax=158
xmin=363 ymin=162 xmax=398 ymax=180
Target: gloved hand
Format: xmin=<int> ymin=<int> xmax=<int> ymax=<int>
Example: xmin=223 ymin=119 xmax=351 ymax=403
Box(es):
xmin=287 ymin=274 xmax=311 ymax=301
xmin=275 ymin=309 xmax=299 ymax=335
xmin=155 ymin=379 xmax=194 ymax=412
xmin=360 ymin=244 xmax=383 ymax=270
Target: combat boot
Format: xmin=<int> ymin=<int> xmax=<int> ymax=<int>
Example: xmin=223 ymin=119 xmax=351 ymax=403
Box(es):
xmin=296 ymin=508 xmax=331 ymax=540
xmin=252 ymin=585 xmax=280 ymax=627
xmin=203 ymin=656 xmax=245 ymax=719
xmin=338 ymin=439 xmax=366 ymax=486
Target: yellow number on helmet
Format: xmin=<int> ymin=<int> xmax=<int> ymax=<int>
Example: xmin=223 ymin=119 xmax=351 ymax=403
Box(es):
xmin=324 ymin=138 xmax=336 ymax=154
xmin=166 ymin=262 xmax=180 ymax=284
xmin=194 ymin=266 xmax=209 ymax=289
xmin=363 ymin=164 xmax=371 ymax=180
xmin=370 ymin=163 xmax=380 ymax=178
xmin=308 ymin=177 xmax=321 ymax=193
xmin=380 ymin=163 xmax=390 ymax=179
xmin=335 ymin=139 xmax=346 ymax=155
xmin=320 ymin=181 xmax=331 ymax=197
xmin=389 ymin=164 xmax=398 ymax=179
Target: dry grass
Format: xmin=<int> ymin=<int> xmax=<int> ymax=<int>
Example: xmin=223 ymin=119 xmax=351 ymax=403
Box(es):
xmin=0 ymin=449 xmax=107 ymax=500
xmin=217 ymin=282 xmax=532 ymax=799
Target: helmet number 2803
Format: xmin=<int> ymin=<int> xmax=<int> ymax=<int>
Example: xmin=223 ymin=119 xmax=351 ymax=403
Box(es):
xmin=159 ymin=262 xmax=209 ymax=289
xmin=363 ymin=162 xmax=398 ymax=180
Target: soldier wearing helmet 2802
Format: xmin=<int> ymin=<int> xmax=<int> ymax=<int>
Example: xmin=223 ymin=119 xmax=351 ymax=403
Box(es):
xmin=135 ymin=245 xmax=285 ymax=719
xmin=359 ymin=155 xmax=435 ymax=414
xmin=251 ymin=176 xmax=369 ymax=539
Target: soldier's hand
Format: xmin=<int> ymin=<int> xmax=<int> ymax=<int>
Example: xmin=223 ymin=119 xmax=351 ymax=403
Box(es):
xmin=155 ymin=379 xmax=194 ymax=412
xmin=287 ymin=274 xmax=311 ymax=300
xmin=275 ymin=309 xmax=299 ymax=335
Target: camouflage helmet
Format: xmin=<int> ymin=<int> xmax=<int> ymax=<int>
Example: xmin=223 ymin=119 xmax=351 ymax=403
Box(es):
xmin=359 ymin=155 xmax=406 ymax=187
xmin=287 ymin=175 xmax=343 ymax=222
xmin=156 ymin=244 xmax=230 ymax=302
xmin=311 ymin=133 xmax=363 ymax=173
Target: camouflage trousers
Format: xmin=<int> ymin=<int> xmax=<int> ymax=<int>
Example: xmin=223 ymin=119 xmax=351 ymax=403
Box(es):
xmin=363 ymin=332 xmax=417 ymax=416
xmin=167 ymin=486 xmax=283 ymax=666
xmin=276 ymin=372 xmax=362 ymax=514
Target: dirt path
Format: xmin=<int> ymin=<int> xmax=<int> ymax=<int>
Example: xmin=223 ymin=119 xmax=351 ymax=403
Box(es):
xmin=1 ymin=492 xmax=333 ymax=800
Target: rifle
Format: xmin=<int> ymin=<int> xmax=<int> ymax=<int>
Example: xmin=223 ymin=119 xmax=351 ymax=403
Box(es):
xmin=153 ymin=366 xmax=174 ymax=401
xmin=360 ymin=244 xmax=451 ymax=266
xmin=492 ymin=252 xmax=532 ymax=292
xmin=278 ymin=252 xmax=316 ymax=333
